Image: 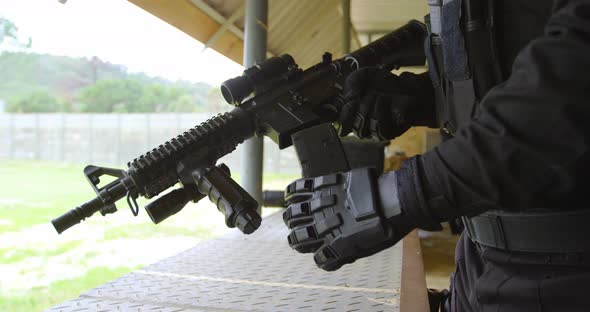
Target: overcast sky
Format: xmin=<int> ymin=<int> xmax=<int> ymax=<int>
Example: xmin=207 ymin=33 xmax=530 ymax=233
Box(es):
xmin=0 ymin=0 xmax=244 ymax=85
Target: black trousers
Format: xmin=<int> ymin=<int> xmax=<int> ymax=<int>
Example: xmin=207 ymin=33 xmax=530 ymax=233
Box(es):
xmin=447 ymin=232 xmax=590 ymax=312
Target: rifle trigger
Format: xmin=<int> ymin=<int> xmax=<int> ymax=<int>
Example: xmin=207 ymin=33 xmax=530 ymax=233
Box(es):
xmin=126 ymin=191 xmax=140 ymax=216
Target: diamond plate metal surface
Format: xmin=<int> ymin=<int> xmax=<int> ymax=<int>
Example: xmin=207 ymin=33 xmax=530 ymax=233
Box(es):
xmin=47 ymin=211 xmax=403 ymax=312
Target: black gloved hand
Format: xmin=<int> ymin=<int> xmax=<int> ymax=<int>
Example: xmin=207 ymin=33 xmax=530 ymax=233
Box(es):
xmin=283 ymin=167 xmax=438 ymax=271
xmin=338 ymin=68 xmax=436 ymax=140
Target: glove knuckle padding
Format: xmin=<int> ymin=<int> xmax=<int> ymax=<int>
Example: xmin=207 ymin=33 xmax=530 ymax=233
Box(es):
xmin=285 ymin=167 xmax=416 ymax=271
xmin=319 ymin=168 xmax=389 ymax=268
xmin=308 ymin=194 xmax=336 ymax=212
xmin=312 ymin=173 xmax=339 ymax=190
xmin=285 ymin=178 xmax=314 ymax=195
xmin=285 ymin=201 xmax=309 ymax=218
xmin=314 ymin=245 xmax=341 ymax=270
xmin=288 ymin=223 xmax=322 ymax=253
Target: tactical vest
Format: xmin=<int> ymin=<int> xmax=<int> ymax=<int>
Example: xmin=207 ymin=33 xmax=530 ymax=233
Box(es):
xmin=425 ymin=0 xmax=553 ymax=135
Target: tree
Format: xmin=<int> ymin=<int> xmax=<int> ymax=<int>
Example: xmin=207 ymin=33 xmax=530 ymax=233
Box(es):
xmin=79 ymin=78 xmax=196 ymax=113
xmin=79 ymin=79 xmax=145 ymax=113
xmin=0 ymin=18 xmax=17 ymax=44
xmin=168 ymin=94 xmax=203 ymax=112
xmin=7 ymin=90 xmax=62 ymax=112
xmin=141 ymin=84 xmax=185 ymax=112
xmin=206 ymin=87 xmax=229 ymax=113
xmin=0 ymin=17 xmax=32 ymax=50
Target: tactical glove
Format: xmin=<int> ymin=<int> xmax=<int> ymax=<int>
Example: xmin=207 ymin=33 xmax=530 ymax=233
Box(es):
xmin=338 ymin=68 xmax=436 ymax=140
xmin=283 ymin=166 xmax=441 ymax=271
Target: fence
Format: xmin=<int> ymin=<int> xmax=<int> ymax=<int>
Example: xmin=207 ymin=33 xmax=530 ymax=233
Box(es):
xmin=0 ymin=113 xmax=300 ymax=174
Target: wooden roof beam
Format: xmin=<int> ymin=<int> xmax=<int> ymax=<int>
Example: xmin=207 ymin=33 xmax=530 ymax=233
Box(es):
xmin=189 ymin=0 xmax=274 ymax=58
xmin=189 ymin=0 xmax=245 ymax=40
xmin=203 ymin=3 xmax=245 ymax=50
xmin=129 ymin=0 xmax=244 ymax=64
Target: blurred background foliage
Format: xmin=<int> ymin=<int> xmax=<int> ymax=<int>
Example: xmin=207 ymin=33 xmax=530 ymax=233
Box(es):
xmin=0 ymin=52 xmax=225 ymax=113
xmin=0 ymin=16 xmax=32 ymax=49
xmin=0 ymin=16 xmax=226 ymax=114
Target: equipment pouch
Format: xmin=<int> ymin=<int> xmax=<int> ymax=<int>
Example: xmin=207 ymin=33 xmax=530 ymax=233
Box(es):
xmin=441 ymin=0 xmax=470 ymax=81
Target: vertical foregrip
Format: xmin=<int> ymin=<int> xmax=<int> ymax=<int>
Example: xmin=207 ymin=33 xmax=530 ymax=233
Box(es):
xmin=127 ymin=108 xmax=256 ymax=198
xmin=194 ymin=165 xmax=261 ymax=234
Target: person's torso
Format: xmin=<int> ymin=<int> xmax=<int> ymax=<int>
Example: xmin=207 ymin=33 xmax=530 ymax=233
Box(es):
xmin=426 ymin=0 xmax=554 ymax=133
xmin=426 ymin=0 xmax=590 ymax=209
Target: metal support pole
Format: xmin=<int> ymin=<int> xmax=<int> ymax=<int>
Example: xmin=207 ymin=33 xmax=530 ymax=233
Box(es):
xmin=59 ymin=113 xmax=66 ymax=162
xmin=88 ymin=114 xmax=93 ymax=164
xmin=8 ymin=114 xmax=15 ymax=159
xmin=34 ymin=114 xmax=41 ymax=160
xmin=342 ymin=0 xmax=351 ymax=54
xmin=240 ymin=0 xmax=267 ymax=211
xmin=146 ymin=113 xmax=152 ymax=151
xmin=116 ymin=114 xmax=122 ymax=165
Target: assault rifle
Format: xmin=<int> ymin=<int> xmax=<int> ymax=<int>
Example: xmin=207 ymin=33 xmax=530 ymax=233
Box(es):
xmin=51 ymin=20 xmax=426 ymax=235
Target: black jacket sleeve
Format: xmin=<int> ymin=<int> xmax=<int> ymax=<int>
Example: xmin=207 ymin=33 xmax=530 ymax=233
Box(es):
xmin=399 ymin=0 xmax=590 ymax=222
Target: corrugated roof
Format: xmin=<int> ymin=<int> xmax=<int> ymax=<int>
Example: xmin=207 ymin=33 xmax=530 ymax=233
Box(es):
xmin=128 ymin=0 xmax=428 ymax=69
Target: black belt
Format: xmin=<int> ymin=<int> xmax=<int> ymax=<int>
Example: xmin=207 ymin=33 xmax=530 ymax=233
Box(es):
xmin=463 ymin=210 xmax=590 ymax=253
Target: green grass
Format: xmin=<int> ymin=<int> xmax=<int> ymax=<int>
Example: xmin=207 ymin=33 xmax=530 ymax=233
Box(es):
xmin=0 ymin=160 xmax=95 ymax=233
xmin=0 ymin=266 xmax=135 ymax=312
xmin=0 ymin=241 xmax=83 ymax=264
xmin=0 ymin=159 xmax=297 ymax=312
xmin=0 ymin=160 xmax=297 ymax=233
